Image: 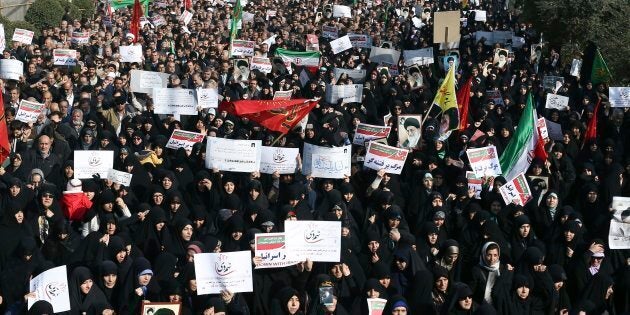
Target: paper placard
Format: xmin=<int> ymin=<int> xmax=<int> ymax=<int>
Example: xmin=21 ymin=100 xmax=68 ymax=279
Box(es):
xmin=250 ymin=57 xmax=272 ymax=73
xmin=609 ymin=197 xmax=630 ymax=249
xmin=166 ymin=129 xmax=205 ymax=150
xmin=466 ymin=171 xmax=483 ymax=199
xmin=194 ymin=251 xmax=253 ymax=295
xmin=73 ymin=151 xmax=114 ymax=179
xmin=332 ymin=4 xmax=352 ymax=18
xmin=325 ymin=84 xmax=363 ymax=104
xmin=330 ymin=35 xmax=353 ymax=55
xmin=273 ymin=90 xmax=292 ymax=100
xmin=347 ymin=33 xmax=371 ymax=48
xmin=107 ymin=169 xmax=133 ymax=186
xmin=499 ymin=172 xmax=532 ymax=206
xmin=179 ymin=10 xmax=193 ymax=25
xmin=353 ymin=123 xmax=391 ymax=145
xmin=130 ymin=69 xmax=170 ymax=94
xmin=545 ymin=93 xmax=570 ymax=110
xmin=205 ymin=137 xmax=262 ymax=172
xmin=255 ymin=233 xmax=300 ymax=269
xmin=0 ymin=24 xmax=6 ymax=53
xmin=197 ymin=88 xmax=219 ymax=108
xmin=543 ymin=76 xmax=564 ymax=91
xmin=322 ymin=25 xmax=339 ymax=39
xmin=403 ymin=47 xmax=434 ymax=66
xmin=231 ymin=40 xmax=255 ymax=57
xmin=71 ymin=31 xmax=90 ymax=45
xmin=537 ymin=117 xmax=549 ymax=142
xmin=15 ymin=100 xmax=45 ymax=123
xmin=364 ymin=141 xmax=408 ymax=174
xmin=369 ymin=46 xmax=401 ymax=65
xmin=53 ymin=49 xmax=78 ymax=66
xmin=367 ymin=298 xmax=387 ymax=315
xmin=284 ymin=220 xmax=341 ymax=262
xmin=152 ymin=88 xmax=197 ymax=115
xmin=473 ymin=10 xmax=487 ymax=21
xmin=302 ymin=143 xmax=351 ymax=178
xmin=306 ymin=34 xmax=320 ymax=51
xmin=333 ymin=68 xmax=366 ymax=83
xmin=260 ymin=146 xmax=299 ymax=174
xmin=0 ymin=59 xmax=24 ymax=80
xmin=467 ymin=145 xmax=502 ymax=177
xmin=570 ymin=59 xmax=581 ymax=77
xmin=12 ymin=28 xmax=33 ymax=44
xmin=119 ymin=45 xmax=143 ymax=63
xmin=397 ymin=115 xmax=422 ymax=149
xmin=28 ymin=266 xmax=70 ymax=313
xmin=150 ymin=15 xmax=167 ymax=26
xmin=609 ymin=87 xmax=630 ymax=107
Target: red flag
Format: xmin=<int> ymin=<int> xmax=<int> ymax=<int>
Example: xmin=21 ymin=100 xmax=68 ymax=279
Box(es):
xmin=184 ymin=0 xmax=192 ymax=10
xmin=130 ymin=0 xmax=142 ymax=43
xmin=582 ymin=98 xmax=601 ymax=149
xmin=0 ymin=93 xmax=10 ymax=163
xmin=457 ymin=77 xmax=472 ymax=131
xmin=222 ymin=99 xmax=318 ymax=134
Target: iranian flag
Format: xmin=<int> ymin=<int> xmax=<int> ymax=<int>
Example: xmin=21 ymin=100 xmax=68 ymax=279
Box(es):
xmin=275 ymin=48 xmax=320 ymax=73
xmin=499 ymin=93 xmax=547 ymax=180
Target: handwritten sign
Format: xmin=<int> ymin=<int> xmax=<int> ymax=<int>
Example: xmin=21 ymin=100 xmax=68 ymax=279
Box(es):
xmin=499 ymin=172 xmax=532 ymax=206
xmin=466 ymin=146 xmax=502 ymax=177
xmin=284 ymin=220 xmax=341 ymax=262
xmin=53 ymin=49 xmax=78 ymax=66
xmin=28 ymin=266 xmax=70 ymax=313
xmin=130 ymin=70 xmax=169 ymax=94
xmin=353 ymin=123 xmax=391 ymax=145
xmin=166 ymin=129 xmax=205 ymax=150
xmin=107 ymin=169 xmax=132 ymax=186
xmin=364 ymin=141 xmax=408 ymax=174
xmin=74 ymin=151 xmax=114 ymax=179
xmin=15 ymin=100 xmax=45 ymax=123
xmin=231 ymin=40 xmax=255 ymax=57
xmin=0 ymin=59 xmax=23 ymax=80
xmin=250 ymin=57 xmax=272 ymax=73
xmin=609 ymin=87 xmax=630 ymax=107
xmin=197 ymin=88 xmax=219 ymax=108
xmin=205 ymin=137 xmax=262 ymax=172
xmin=545 ymin=93 xmax=569 ymax=110
xmin=330 ymin=35 xmax=353 ymax=55
xmin=194 ymin=251 xmax=253 ymax=295
xmin=260 ymin=146 xmax=299 ymax=174
xmin=302 ymin=143 xmax=351 ymax=178
xmin=12 ymin=28 xmax=33 ymax=45
xmin=254 ymin=233 xmax=299 ymax=269
xmin=119 ymin=45 xmax=142 ymax=63
xmin=153 ymin=88 xmax=197 ymax=115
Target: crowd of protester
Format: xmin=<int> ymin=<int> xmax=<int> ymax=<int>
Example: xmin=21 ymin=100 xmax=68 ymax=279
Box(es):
xmin=0 ymin=0 xmax=629 ymax=314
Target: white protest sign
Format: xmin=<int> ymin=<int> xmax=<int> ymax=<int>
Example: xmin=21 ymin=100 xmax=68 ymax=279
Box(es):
xmin=466 ymin=171 xmax=483 ymax=199
xmin=260 ymin=146 xmax=299 ymax=174
xmin=242 ymin=11 xmax=255 ymax=22
xmin=15 ymin=100 xmax=45 ymax=123
xmin=570 ymin=59 xmax=581 ymax=77
xmin=369 ymin=46 xmax=401 ymax=65
xmin=0 ymin=59 xmax=23 ymax=80
xmin=348 ymin=33 xmax=371 ymax=48
xmin=150 ymin=15 xmax=167 ymax=27
xmin=0 ymin=24 xmax=5 ymax=53
xmin=28 ymin=266 xmax=70 ymax=313
xmin=609 ymin=87 xmax=630 ymax=108
xmin=273 ymin=90 xmax=292 ymax=100
xmin=367 ymin=298 xmax=388 ymax=315
xmin=537 ymin=117 xmax=549 ymax=142
xmin=194 ymin=251 xmax=253 ymax=295
xmin=609 ymin=197 xmax=630 ymax=249
xmin=545 ymin=94 xmax=570 ymax=110
xmin=250 ymin=57 xmax=272 ymax=74
xmin=325 ymin=84 xmax=363 ymax=104
xmin=265 ymin=10 xmax=276 ymax=20
xmin=119 ymin=45 xmax=142 ymax=63
xmin=197 ymin=88 xmax=219 ymax=108
xmin=473 ymin=10 xmax=487 ymax=21
xmin=12 ymin=28 xmax=33 ymax=45
xmin=262 ymin=35 xmax=277 ymax=48
xmin=403 ymin=47 xmax=434 ymax=66
xmin=284 ymin=220 xmax=341 ymax=262
xmin=166 ymin=129 xmax=205 ymax=150
xmin=332 ymin=5 xmax=352 ymax=18
xmin=254 ymin=233 xmax=299 ymax=269
xmin=205 ymin=137 xmax=262 ymax=172
xmin=153 ymin=88 xmax=197 ymax=115
xmin=179 ymin=10 xmax=193 ymax=25
xmin=302 ymin=143 xmax=351 ymax=178
xmin=306 ymin=34 xmax=320 ymax=51
xmin=330 ymin=35 xmax=353 ymax=55
xmin=71 ymin=31 xmax=90 ymax=45
xmin=353 ymin=123 xmax=391 ymax=145
xmin=499 ymin=173 xmax=532 ymax=206
xmin=333 ymin=68 xmax=366 ymax=83
xmin=73 ymin=151 xmax=114 ymax=179
xmin=486 ymin=90 xmax=505 ymax=106
xmin=364 ymin=141 xmax=408 ymax=174
xmin=466 ymin=146 xmax=502 ymax=177
xmin=107 ymin=169 xmax=133 ymax=186
xmin=53 ymin=49 xmax=78 ymax=66
xmin=322 ymin=25 xmax=339 ymax=39
xmin=231 ymin=40 xmax=255 ymax=57
xmin=130 ymin=69 xmax=170 ymax=94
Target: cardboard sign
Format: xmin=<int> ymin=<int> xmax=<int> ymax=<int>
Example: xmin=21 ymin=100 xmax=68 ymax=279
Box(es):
xmin=205 ymin=137 xmax=262 ymax=172
xmin=53 ymin=49 xmax=78 ymax=66
xmin=130 ymin=70 xmax=170 ymax=94
xmin=353 ymin=123 xmax=391 ymax=145
xmin=119 ymin=45 xmax=143 ymax=63
xmin=466 ymin=146 xmax=502 ymax=177
xmin=166 ymin=129 xmax=205 ymax=150
xmin=364 ymin=141 xmax=408 ymax=174
xmin=433 ymin=11 xmax=460 ymax=44
xmin=107 ymin=169 xmax=133 ymax=186
xmin=152 ymin=88 xmax=197 ymax=115
xmin=0 ymin=59 xmax=23 ymax=80
xmin=74 ymin=151 xmax=114 ymax=179
xmin=609 ymin=87 xmax=630 ymax=107
xmin=15 ymin=100 xmax=45 ymax=123
xmin=284 ymin=220 xmax=341 ymax=262
xmin=12 ymin=28 xmax=33 ymax=44
xmin=231 ymin=40 xmax=255 ymax=57
xmin=499 ymin=173 xmax=532 ymax=206
xmin=330 ymin=35 xmax=353 ymax=54
xmin=260 ymin=146 xmax=299 ymax=174
xmin=194 ymin=251 xmax=253 ymax=295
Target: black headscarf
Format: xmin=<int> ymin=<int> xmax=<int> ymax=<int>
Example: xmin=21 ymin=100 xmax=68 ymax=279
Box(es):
xmin=68 ymin=266 xmax=108 ymax=315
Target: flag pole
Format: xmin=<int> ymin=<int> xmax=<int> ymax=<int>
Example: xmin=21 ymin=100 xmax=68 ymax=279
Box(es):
xmin=270 ymin=133 xmax=286 ymax=146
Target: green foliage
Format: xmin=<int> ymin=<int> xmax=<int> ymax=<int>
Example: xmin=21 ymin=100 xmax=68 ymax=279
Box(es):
xmin=522 ymin=0 xmax=630 ymax=84
xmin=0 ymin=15 xmax=40 ymax=41
xmin=58 ymin=0 xmax=82 ymax=21
xmin=25 ymin=0 xmax=64 ymax=30
xmin=73 ymin=0 xmax=96 ymax=19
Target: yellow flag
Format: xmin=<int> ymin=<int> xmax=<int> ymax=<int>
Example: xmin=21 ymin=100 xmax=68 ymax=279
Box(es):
xmin=433 ymin=66 xmax=459 ymax=134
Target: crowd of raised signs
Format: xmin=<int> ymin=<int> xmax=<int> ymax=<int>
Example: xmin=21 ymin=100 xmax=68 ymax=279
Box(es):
xmin=0 ymin=0 xmax=629 ymax=314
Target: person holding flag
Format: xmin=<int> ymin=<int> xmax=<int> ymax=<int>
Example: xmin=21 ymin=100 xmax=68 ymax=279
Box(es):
xmin=432 ymin=66 xmax=459 ymax=140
